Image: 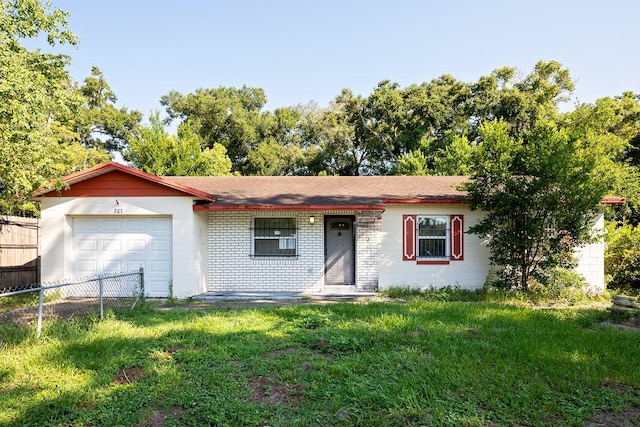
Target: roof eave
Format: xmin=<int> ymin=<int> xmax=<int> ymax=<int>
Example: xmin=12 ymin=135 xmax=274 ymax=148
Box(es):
xmin=193 ymin=204 xmax=386 ymax=212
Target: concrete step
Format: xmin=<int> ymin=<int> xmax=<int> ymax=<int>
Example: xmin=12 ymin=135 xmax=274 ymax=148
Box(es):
xmin=321 ymin=284 xmax=359 ymax=295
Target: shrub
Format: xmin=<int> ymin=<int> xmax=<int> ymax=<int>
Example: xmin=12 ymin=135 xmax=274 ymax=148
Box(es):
xmin=605 ymin=221 xmax=640 ymax=290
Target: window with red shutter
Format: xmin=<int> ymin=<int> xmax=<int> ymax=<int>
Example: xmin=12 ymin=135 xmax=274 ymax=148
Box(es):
xmin=402 ymin=214 xmax=464 ymax=263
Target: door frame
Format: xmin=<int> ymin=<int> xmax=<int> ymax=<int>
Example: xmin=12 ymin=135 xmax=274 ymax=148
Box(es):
xmin=323 ymin=215 xmax=356 ymax=286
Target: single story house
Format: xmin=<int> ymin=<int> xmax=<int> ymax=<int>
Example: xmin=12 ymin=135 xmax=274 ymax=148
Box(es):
xmin=34 ymin=162 xmax=617 ymax=298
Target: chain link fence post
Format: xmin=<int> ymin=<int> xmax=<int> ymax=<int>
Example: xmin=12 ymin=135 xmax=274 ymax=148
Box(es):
xmin=140 ymin=267 xmax=145 ymax=304
xmin=99 ymin=277 xmax=104 ymax=320
xmin=36 ymin=288 xmax=44 ymax=338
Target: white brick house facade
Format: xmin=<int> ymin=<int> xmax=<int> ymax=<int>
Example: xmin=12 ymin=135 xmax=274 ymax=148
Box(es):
xmin=206 ymin=211 xmax=381 ymax=293
xmin=36 ymin=162 xmax=616 ymax=298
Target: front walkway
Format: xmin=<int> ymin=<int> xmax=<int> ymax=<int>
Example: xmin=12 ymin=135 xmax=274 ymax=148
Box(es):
xmin=191 ymin=291 xmax=380 ymax=305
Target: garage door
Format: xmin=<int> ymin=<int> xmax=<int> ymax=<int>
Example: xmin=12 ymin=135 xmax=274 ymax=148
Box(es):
xmin=72 ymin=217 xmax=172 ymax=297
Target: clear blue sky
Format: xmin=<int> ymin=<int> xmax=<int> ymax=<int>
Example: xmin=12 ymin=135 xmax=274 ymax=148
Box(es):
xmin=37 ymin=0 xmax=640 ymax=121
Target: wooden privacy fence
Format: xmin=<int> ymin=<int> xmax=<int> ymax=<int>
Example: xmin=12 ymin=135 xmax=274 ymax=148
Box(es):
xmin=0 ymin=216 xmax=40 ymax=291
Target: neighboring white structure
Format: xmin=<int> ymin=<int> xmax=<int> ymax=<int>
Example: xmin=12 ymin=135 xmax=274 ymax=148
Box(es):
xmin=35 ymin=162 xmax=616 ymax=298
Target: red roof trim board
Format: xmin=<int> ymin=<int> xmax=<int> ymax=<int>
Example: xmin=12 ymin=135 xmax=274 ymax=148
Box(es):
xmin=600 ymin=196 xmax=626 ymax=205
xmin=382 ymin=198 xmax=466 ymax=204
xmin=34 ymin=162 xmax=215 ymax=201
xmin=193 ymin=204 xmax=386 ymax=212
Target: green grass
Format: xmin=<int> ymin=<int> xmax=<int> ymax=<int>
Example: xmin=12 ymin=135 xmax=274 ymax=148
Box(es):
xmin=0 ymin=300 xmax=638 ymax=426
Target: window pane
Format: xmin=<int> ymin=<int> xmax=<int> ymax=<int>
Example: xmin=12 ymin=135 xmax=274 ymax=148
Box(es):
xmin=419 ymin=238 xmax=446 ymax=257
xmin=418 ymin=217 xmax=447 ymax=236
xmin=254 ymin=218 xmax=297 ymax=256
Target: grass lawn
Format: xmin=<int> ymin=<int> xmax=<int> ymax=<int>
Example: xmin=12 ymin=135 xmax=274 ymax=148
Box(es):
xmin=0 ymin=298 xmax=639 ymax=426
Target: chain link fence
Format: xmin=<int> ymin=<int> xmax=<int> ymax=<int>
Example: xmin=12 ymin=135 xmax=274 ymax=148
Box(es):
xmin=0 ymin=268 xmax=144 ymax=338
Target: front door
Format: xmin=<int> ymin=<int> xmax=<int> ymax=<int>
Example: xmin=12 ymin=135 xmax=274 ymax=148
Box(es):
xmin=324 ymin=216 xmax=355 ymax=285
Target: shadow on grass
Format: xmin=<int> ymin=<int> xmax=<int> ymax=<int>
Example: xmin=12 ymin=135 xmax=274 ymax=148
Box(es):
xmin=2 ymin=301 xmax=639 ymax=426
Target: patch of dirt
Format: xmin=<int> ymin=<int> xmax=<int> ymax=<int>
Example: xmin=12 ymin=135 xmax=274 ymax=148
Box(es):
xmin=311 ymin=337 xmax=330 ymax=350
xmin=248 ymin=375 xmax=302 ymax=406
xmin=261 ymin=347 xmax=299 ymax=358
xmin=113 ymin=366 xmax=145 ymax=384
xmin=165 ymin=345 xmax=184 ymax=355
xmin=139 ymin=407 xmax=185 ymax=427
xmin=586 ymin=407 xmax=640 ymax=427
xmin=599 ymin=318 xmax=640 ymax=331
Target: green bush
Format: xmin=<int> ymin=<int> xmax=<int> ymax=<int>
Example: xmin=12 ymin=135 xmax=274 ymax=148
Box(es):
xmin=383 ymin=285 xmax=484 ymax=302
xmin=605 ymin=221 xmax=640 ymax=290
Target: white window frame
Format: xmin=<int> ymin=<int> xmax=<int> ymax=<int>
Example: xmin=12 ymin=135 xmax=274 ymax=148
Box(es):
xmin=252 ymin=217 xmax=298 ymax=257
xmin=417 ymin=215 xmax=450 ymax=260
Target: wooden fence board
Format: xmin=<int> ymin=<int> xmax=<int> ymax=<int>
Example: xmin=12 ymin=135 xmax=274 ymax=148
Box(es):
xmin=0 ymin=216 xmax=40 ymax=289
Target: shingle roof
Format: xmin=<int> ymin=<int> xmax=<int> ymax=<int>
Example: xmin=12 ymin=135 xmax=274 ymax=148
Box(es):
xmin=167 ymin=175 xmax=467 ymax=210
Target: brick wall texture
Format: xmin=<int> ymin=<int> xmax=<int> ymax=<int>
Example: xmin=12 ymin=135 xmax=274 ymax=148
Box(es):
xmin=207 ymin=211 xmax=381 ymax=293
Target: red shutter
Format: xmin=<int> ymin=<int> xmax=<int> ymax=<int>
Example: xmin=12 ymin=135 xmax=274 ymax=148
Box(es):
xmin=450 ymin=214 xmax=464 ymax=261
xmin=402 ymin=214 xmax=417 ymax=261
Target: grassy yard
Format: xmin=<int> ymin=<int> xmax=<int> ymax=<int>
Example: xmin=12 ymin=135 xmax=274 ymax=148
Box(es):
xmin=0 ymin=298 xmax=639 ymax=426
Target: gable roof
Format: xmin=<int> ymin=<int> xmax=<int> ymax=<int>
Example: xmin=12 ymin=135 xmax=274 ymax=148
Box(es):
xmin=168 ymin=175 xmax=467 ymax=211
xmin=33 ymin=162 xmax=215 ymax=201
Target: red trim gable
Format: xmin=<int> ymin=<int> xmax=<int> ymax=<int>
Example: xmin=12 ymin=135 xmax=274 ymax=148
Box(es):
xmin=34 ymin=162 xmax=215 ymax=201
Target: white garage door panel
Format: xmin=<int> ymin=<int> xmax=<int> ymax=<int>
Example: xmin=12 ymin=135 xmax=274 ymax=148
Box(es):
xmin=72 ymin=217 xmax=172 ymax=297
xmin=127 ymin=239 xmax=146 ymax=252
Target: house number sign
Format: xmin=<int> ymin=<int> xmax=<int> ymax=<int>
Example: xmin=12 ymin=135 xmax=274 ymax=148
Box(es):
xmin=113 ymin=200 xmax=123 ymax=214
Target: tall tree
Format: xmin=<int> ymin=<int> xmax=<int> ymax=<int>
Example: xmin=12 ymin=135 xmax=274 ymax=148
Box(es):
xmin=332 ymin=78 xmax=471 ymax=175
xmin=468 ymin=61 xmax=574 ymax=139
xmin=161 ymin=86 xmax=267 ymax=173
xmin=0 ymin=0 xmax=109 ymax=215
xmin=124 ymin=112 xmax=231 ymax=176
xmin=74 ymin=66 xmax=142 ymax=152
xmin=298 ymin=101 xmax=366 ymax=176
xmin=560 ymin=92 xmax=640 ymax=224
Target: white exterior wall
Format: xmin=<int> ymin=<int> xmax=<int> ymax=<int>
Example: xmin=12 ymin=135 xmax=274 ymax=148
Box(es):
xmin=574 ymin=213 xmax=606 ymax=294
xmin=39 ymin=196 xmax=205 ymax=299
xmin=378 ymin=205 xmax=491 ymax=290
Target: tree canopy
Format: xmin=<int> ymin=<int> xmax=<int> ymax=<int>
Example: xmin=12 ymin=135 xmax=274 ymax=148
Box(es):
xmin=0 ymin=0 xmax=146 ymax=215
xmin=124 ymin=112 xmax=231 ymax=176
xmin=0 ymin=0 xmax=108 ymax=215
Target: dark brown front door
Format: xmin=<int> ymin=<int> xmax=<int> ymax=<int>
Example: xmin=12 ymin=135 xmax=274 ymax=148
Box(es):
xmin=324 ymin=216 xmax=355 ymax=285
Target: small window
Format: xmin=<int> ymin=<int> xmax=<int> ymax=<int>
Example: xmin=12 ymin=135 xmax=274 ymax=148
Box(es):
xmin=253 ymin=217 xmax=297 ymax=257
xmin=417 ymin=216 xmax=449 ymax=259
